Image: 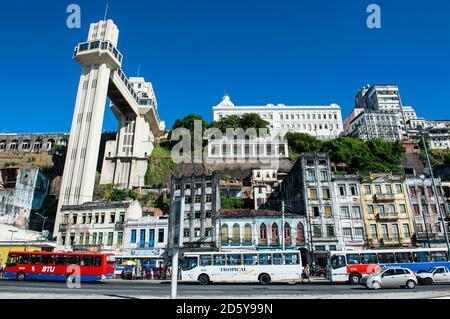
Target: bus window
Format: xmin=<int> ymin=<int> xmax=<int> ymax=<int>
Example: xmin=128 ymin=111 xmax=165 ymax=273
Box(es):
xmin=18 ymin=254 xmax=30 ymax=265
xmin=361 ymin=253 xmax=377 ymax=264
xmin=200 ymin=255 xmax=212 ymax=266
xmin=377 ymin=253 xmax=395 ymax=264
xmin=6 ymin=254 xmax=18 ymax=266
xmin=431 ymin=252 xmax=448 ymax=262
xmin=94 ymin=256 xmax=102 ymax=267
xmin=243 ymin=254 xmax=258 ymax=266
xmin=30 ymin=255 xmax=42 ymax=265
xmin=285 ymin=253 xmax=300 ymax=265
xmin=227 ymin=255 xmax=242 ymax=266
xmin=331 ymin=255 xmax=346 ymax=269
xmin=259 ymin=254 xmax=272 ymax=265
xmin=80 ymin=256 xmax=94 ymax=266
xmin=67 ymin=255 xmax=80 ymax=265
xmin=54 ymin=255 xmax=67 ymax=266
xmin=346 ymin=254 xmax=360 ymax=265
xmin=182 ymin=257 xmax=198 ymax=271
xmin=395 ymin=252 xmax=413 ymax=263
xmin=273 ymin=254 xmax=282 ymax=265
xmin=214 ymin=255 xmax=225 ymax=266
xmin=41 ymin=255 xmax=54 ymax=265
xmin=413 ymin=252 xmax=430 ymax=263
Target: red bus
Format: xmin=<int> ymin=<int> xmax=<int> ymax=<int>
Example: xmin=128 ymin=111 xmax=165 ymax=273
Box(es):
xmin=3 ymin=251 xmax=116 ymax=282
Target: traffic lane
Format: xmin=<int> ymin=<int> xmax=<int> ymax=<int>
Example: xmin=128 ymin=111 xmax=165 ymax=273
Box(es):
xmin=0 ymin=280 xmax=449 ymax=296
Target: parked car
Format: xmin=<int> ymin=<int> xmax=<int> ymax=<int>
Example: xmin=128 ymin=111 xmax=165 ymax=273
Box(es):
xmin=361 ymin=267 xmax=417 ymax=290
xmin=417 ymin=266 xmax=450 ymax=285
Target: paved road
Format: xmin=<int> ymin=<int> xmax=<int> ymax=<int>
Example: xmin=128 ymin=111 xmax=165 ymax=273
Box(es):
xmin=0 ymin=279 xmax=449 ymax=299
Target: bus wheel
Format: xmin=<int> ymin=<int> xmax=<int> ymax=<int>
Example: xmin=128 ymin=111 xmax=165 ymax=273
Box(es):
xmin=259 ymin=274 xmax=271 ymax=285
xmin=198 ymin=274 xmax=210 ymax=286
xmin=16 ymin=272 xmax=26 ymax=281
xmin=349 ymin=273 xmax=362 ymax=285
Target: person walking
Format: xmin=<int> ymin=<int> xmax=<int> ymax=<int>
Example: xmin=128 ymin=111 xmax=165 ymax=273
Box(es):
xmin=302 ymin=264 xmax=311 ymax=283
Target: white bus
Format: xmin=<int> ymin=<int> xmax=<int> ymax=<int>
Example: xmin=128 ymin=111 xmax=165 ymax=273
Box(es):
xmin=180 ymin=250 xmax=303 ymax=285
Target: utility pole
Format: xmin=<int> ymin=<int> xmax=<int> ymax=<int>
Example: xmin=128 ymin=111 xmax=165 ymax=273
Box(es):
xmin=281 ymin=201 xmax=286 ymax=251
xmin=8 ymin=230 xmax=18 ymax=255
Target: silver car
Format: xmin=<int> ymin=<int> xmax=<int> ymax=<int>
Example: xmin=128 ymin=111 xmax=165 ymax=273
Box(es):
xmin=362 ymin=267 xmax=417 ymax=290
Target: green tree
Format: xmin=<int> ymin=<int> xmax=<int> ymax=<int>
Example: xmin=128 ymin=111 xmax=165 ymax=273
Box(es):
xmin=221 ymin=197 xmax=245 ymax=209
xmin=211 ymin=113 xmax=270 ymax=135
xmin=285 ymin=132 xmax=323 ymax=155
xmin=171 ymin=114 xmax=209 ymax=136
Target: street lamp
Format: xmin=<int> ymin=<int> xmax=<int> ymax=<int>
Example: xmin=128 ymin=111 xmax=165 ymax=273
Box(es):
xmin=8 ymin=230 xmax=18 ymax=254
xmin=36 ymin=213 xmax=48 ymax=241
xmin=419 ymin=126 xmax=450 ymax=257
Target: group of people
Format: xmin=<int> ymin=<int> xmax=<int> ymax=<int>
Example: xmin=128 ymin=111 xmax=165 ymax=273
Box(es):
xmin=120 ymin=265 xmax=172 ymax=281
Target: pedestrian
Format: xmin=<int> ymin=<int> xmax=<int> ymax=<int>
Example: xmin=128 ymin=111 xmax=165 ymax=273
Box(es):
xmin=302 ymin=264 xmax=311 ymax=283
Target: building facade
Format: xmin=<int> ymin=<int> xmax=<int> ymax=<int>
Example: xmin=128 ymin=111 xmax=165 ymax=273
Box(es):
xmin=217 ymin=209 xmax=308 ymax=263
xmin=346 ymin=84 xmax=418 ymax=141
xmin=169 ymin=174 xmax=221 ymax=249
xmin=281 ymin=153 xmax=341 ymax=267
xmin=56 ymin=200 xmax=142 ymax=254
xmin=121 ymin=215 xmax=169 ymax=266
xmin=405 ymin=176 xmax=449 ymax=247
xmin=360 ymin=174 xmax=414 ymax=248
xmin=332 ymin=175 xmax=367 ymax=250
xmin=0 ymin=133 xmax=69 ymax=154
xmin=0 ymin=167 xmax=50 ymax=228
xmin=212 ymin=96 xmax=344 ymax=139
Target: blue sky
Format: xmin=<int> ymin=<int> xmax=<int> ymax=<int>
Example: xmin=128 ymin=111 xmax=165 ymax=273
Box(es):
xmin=1 ymin=0 xmax=449 ymax=133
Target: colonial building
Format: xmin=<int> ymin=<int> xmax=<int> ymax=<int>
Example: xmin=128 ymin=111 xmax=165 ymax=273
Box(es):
xmin=56 ymin=200 xmax=142 ymax=254
xmin=0 ymin=133 xmax=69 ymax=154
xmin=405 ymin=176 xmax=449 ymax=247
xmin=217 ymin=209 xmax=307 ymax=250
xmin=169 ymin=174 xmax=221 ymax=250
xmin=122 ymin=214 xmax=169 ymax=266
xmin=212 ymin=96 xmax=344 ymax=139
xmin=332 ymin=175 xmax=367 ymax=250
xmin=280 ymin=153 xmax=341 ymax=267
xmin=0 ymin=167 xmax=50 ymax=228
xmin=360 ymin=174 xmax=414 ymax=248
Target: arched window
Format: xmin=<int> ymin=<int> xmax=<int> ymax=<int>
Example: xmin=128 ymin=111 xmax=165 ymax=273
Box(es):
xmin=46 ymin=139 xmax=55 ymax=150
xmin=243 ymin=224 xmax=252 ymax=246
xmin=221 ymin=224 xmax=229 ymax=246
xmin=34 ymin=139 xmax=43 ymax=150
xmin=0 ymin=140 xmax=6 ymax=151
xmin=271 ymin=224 xmax=279 ymax=246
xmin=232 ymin=224 xmax=241 ymax=245
xmin=259 ymin=223 xmax=268 ymax=246
xmin=297 ymin=222 xmax=305 ymax=245
xmin=10 ymin=140 xmax=19 ymax=150
xmin=22 ymin=140 xmax=31 ymax=150
xmin=285 ymin=223 xmax=292 ymax=246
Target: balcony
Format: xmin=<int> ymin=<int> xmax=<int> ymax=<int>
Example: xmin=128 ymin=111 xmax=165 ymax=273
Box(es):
xmin=415 ymin=232 xmax=443 ymax=242
xmin=374 ymin=194 xmax=396 ymax=202
xmin=376 ymin=212 xmax=399 ymax=221
xmin=59 ymin=224 xmax=68 ymax=233
xmin=72 ymin=245 xmax=101 ymax=252
xmin=380 ymin=237 xmax=401 ymax=246
xmin=74 ymin=40 xmax=122 ymax=69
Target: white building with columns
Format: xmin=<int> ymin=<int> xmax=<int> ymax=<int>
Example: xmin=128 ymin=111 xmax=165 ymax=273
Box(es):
xmin=212 ymin=96 xmax=344 ymax=139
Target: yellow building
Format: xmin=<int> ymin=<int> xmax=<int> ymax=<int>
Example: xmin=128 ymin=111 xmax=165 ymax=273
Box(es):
xmin=0 ymin=242 xmax=56 ymax=266
xmin=360 ymin=174 xmax=415 ymax=248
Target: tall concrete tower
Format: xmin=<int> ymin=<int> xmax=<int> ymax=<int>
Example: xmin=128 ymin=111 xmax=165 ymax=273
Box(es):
xmin=55 ymin=20 xmax=164 ymax=239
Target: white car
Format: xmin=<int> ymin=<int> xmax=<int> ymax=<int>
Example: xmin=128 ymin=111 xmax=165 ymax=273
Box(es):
xmin=362 ymin=267 xmax=417 ymax=290
xmin=417 ymin=266 xmax=450 ymax=285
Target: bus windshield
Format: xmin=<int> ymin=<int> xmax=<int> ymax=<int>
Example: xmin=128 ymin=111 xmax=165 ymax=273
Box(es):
xmin=182 ymin=257 xmax=198 ymax=271
xmin=330 ymin=255 xmax=346 ymax=269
